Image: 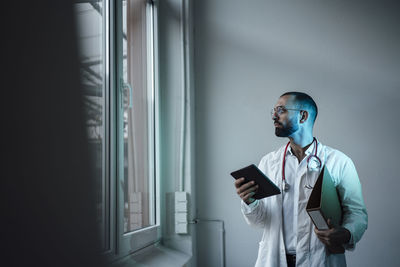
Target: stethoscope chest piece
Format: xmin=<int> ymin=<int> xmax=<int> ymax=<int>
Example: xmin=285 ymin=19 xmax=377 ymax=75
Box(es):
xmin=307 ymin=155 xmax=322 ymax=172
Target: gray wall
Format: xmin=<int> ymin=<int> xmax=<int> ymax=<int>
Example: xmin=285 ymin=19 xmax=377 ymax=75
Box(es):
xmin=158 ymin=0 xmax=197 ymax=261
xmin=194 ymin=0 xmax=400 ymax=266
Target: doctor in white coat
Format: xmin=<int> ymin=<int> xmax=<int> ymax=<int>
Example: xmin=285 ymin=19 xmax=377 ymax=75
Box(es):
xmin=234 ymin=92 xmax=367 ymax=267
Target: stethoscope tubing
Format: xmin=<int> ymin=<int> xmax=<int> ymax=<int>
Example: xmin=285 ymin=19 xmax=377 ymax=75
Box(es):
xmin=281 ymin=137 xmax=322 ymax=190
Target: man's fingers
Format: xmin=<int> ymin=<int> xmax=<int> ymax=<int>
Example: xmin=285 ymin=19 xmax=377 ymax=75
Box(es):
xmin=234 ymin=177 xmax=250 ymax=189
xmin=314 ymin=227 xmax=333 ymax=237
xmin=234 ymin=178 xmax=259 ymax=204
xmin=314 ymin=229 xmax=329 ymax=240
xmin=314 ymin=226 xmax=345 ymax=249
xmin=317 ymin=235 xmax=330 ymax=243
xmin=234 ymin=177 xmax=245 ymax=188
xmin=242 ymin=192 xmax=256 ymax=202
xmin=315 ymin=234 xmax=331 ymax=246
xmin=240 ymin=185 xmax=259 ymax=198
xmin=327 ymin=218 xmax=334 ymax=229
xmin=236 ymin=180 xmax=256 ymax=194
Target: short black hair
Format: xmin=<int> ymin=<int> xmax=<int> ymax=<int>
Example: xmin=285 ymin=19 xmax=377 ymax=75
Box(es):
xmin=280 ymin=91 xmax=318 ymax=123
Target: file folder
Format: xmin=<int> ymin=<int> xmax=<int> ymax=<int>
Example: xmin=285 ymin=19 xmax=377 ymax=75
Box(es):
xmin=306 ymin=166 xmax=342 ymax=230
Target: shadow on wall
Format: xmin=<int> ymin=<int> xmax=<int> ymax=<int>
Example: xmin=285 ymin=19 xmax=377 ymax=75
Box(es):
xmin=1 ymin=1 xmax=106 ymax=267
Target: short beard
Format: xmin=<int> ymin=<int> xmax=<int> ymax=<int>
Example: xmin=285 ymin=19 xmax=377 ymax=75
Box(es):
xmin=275 ymin=121 xmax=298 ymax=137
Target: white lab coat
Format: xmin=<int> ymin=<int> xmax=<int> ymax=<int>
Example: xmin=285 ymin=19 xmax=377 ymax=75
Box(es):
xmin=241 ymin=141 xmax=368 ymax=267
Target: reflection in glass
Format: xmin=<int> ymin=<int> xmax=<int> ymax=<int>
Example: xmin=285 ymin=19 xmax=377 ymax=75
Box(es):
xmin=75 ymin=0 xmax=107 ymax=250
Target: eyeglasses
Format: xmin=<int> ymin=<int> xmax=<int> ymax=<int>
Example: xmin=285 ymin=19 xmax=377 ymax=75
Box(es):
xmin=270 ymin=106 xmax=302 ymax=118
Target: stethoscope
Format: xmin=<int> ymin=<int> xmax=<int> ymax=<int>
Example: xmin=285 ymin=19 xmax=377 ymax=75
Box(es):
xmin=281 ymin=137 xmax=322 ymax=191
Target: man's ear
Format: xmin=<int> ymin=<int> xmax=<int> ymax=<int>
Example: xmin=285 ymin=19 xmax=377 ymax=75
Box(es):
xmin=300 ymin=110 xmax=309 ymax=123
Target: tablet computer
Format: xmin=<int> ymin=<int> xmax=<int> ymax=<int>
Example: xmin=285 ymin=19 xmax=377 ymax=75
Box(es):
xmin=230 ymin=164 xmax=281 ymax=199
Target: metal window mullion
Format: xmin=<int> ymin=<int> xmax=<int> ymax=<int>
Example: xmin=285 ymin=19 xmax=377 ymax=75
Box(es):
xmin=146 ymin=0 xmax=156 ymax=228
xmin=105 ymin=0 xmax=119 ymax=259
xmin=115 ymin=0 xmax=125 ymax=255
xmin=103 ymin=0 xmax=112 ymax=255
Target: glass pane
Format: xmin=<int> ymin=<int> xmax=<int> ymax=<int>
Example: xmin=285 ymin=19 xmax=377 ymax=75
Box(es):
xmin=75 ymin=1 xmax=107 ymax=250
xmin=122 ymin=0 xmax=155 ymax=233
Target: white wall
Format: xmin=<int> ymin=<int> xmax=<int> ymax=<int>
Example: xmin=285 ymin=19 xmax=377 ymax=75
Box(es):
xmin=193 ymin=0 xmax=400 ymax=266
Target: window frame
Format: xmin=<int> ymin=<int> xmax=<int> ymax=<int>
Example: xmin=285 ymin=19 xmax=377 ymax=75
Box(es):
xmin=114 ymin=0 xmax=160 ymax=258
xmin=107 ymin=0 xmax=117 ymax=257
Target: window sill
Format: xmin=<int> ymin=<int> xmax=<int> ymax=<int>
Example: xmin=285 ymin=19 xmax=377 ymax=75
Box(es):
xmin=111 ymin=243 xmax=192 ymax=267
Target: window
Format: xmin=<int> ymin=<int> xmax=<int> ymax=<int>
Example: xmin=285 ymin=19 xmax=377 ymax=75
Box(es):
xmin=121 ymin=0 xmax=155 ymax=233
xmin=117 ymin=0 xmax=159 ymax=256
xmin=75 ymin=0 xmax=158 ymax=259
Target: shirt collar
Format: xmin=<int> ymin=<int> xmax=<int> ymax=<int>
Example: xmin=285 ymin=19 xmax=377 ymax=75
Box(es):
xmin=286 ymin=139 xmax=317 ymax=156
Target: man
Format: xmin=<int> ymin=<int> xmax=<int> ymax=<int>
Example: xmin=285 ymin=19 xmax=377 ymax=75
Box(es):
xmin=234 ymin=92 xmax=367 ymax=267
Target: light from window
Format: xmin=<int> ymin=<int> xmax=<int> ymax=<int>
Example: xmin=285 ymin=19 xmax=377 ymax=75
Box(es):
xmin=121 ymin=0 xmax=155 ymax=234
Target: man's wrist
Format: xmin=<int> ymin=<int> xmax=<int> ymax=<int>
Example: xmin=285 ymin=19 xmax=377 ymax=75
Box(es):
xmin=245 ymin=199 xmax=258 ymax=208
xmin=245 ymin=197 xmax=256 ymax=205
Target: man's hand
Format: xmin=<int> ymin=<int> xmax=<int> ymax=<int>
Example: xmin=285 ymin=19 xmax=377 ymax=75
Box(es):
xmin=234 ymin=178 xmax=258 ymax=205
xmin=314 ymin=219 xmax=351 ymax=254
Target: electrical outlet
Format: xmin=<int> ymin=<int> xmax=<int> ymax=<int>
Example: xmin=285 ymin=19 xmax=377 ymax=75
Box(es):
xmin=174 ymin=191 xmax=188 ymax=234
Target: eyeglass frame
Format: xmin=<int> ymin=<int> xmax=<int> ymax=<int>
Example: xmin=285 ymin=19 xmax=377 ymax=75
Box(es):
xmin=270 ymin=105 xmax=304 ymax=118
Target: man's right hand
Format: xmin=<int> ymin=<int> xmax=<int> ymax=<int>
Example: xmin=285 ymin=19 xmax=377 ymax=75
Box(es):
xmin=234 ymin=178 xmax=259 ymax=205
